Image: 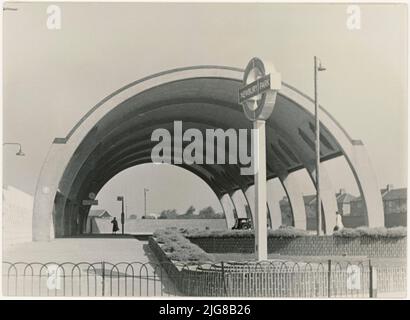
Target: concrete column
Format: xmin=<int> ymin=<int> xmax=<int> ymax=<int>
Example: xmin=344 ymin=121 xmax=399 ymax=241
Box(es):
xmin=227 ymin=194 xmax=239 ymax=221
xmin=66 ymin=201 xmax=73 ymax=236
xmin=239 ymin=189 xmax=254 ymax=227
xmin=266 ymin=203 xmax=272 ymax=229
xmin=280 ymin=171 xmax=307 ymax=229
xmin=220 ymin=194 xmax=236 ymax=229
xmin=306 ymin=164 xmax=338 ymax=234
xmin=348 ymin=144 xmax=385 ymax=227
xmin=244 ymin=186 xmax=255 ymax=222
xmin=231 ymin=190 xmax=249 ymax=219
xmin=267 ymin=179 xmax=283 ymax=229
xmin=53 ymin=192 xmax=65 ymax=237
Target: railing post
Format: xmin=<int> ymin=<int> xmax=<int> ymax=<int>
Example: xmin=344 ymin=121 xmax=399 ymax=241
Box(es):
xmin=369 ymin=260 xmax=377 ymax=298
xmin=327 ymin=259 xmax=332 ymax=298
xmin=221 ymin=262 xmax=227 ymax=296
xmin=101 ymin=261 xmax=105 ymax=297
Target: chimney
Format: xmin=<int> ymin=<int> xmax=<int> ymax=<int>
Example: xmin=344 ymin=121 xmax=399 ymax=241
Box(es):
xmin=336 ymin=189 xmax=346 ymax=198
xmin=387 ymin=184 xmax=394 ymax=191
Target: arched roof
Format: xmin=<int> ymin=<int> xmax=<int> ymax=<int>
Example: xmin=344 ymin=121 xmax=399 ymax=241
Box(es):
xmin=58 ymin=75 xmax=344 ymax=205
xmin=33 ymin=65 xmax=384 ymax=240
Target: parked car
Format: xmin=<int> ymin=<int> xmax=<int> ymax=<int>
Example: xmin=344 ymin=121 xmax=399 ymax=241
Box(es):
xmin=232 ymin=218 xmax=252 ymax=230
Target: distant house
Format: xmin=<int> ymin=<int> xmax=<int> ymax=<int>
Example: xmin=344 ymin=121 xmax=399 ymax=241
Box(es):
xmin=303 ymin=189 xmax=356 ymax=218
xmin=351 ymin=185 xmax=407 ymax=215
xmin=86 ymin=209 xmax=112 ymax=233
xmin=303 ymin=195 xmax=316 ymax=218
xmin=383 ymin=187 xmax=407 ymax=215
xmin=279 ymin=185 xmax=407 ymax=228
xmin=349 ymin=197 xmax=366 ymax=217
xmin=88 ymin=209 xmax=112 ymax=219
xmin=336 ymin=189 xmax=356 ymax=216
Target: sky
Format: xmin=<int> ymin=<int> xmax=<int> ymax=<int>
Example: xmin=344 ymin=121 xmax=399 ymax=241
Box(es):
xmin=2 ymin=2 xmax=407 ymax=218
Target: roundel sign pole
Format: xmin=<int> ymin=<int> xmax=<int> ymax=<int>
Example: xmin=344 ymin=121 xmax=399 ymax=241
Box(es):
xmin=239 ymin=57 xmax=281 ymax=261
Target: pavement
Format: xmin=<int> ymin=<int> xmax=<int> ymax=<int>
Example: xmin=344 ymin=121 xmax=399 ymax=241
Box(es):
xmin=3 ymin=237 xmax=152 ymax=264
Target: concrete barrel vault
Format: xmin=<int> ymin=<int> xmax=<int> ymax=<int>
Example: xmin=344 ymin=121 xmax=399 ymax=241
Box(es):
xmin=32 ymin=65 xmax=384 ymax=240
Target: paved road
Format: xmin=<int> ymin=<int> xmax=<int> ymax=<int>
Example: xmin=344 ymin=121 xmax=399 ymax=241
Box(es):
xmin=2 ymin=238 xmax=180 ymax=297
xmin=3 ymin=238 xmax=151 ymax=264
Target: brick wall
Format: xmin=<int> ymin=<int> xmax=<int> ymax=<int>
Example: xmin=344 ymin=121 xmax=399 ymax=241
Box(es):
xmin=187 ymin=235 xmax=406 ymax=258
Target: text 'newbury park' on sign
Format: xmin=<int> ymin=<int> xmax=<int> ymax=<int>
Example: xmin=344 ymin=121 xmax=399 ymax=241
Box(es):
xmin=238 ymin=74 xmax=271 ymax=103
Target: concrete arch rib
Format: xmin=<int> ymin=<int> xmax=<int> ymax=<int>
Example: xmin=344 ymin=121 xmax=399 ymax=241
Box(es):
xmin=220 ymin=194 xmax=236 ymax=229
xmin=280 ymin=85 xmax=384 ymax=227
xmin=267 ymin=179 xmax=283 ymax=230
xmin=305 ymin=163 xmax=338 ymax=234
xmin=33 ymin=67 xmax=243 ymax=240
xmin=230 ymin=190 xmax=250 ymax=220
xmin=279 ymin=171 xmax=307 ymax=229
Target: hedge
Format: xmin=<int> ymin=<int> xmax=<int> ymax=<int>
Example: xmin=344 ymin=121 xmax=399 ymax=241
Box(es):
xmin=153 ymin=226 xmax=406 ymax=261
xmin=333 ymin=226 xmax=407 ymax=238
xmin=153 ymin=228 xmax=214 ymax=263
xmin=183 ymin=226 xmax=406 ymax=239
xmin=183 ymin=226 xmax=310 ymax=238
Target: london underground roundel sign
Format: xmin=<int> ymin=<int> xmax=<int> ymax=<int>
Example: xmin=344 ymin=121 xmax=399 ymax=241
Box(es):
xmin=239 ymin=57 xmax=281 ymax=121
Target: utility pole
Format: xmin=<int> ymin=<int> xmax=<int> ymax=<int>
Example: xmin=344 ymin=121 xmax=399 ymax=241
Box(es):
xmin=314 ymin=56 xmax=326 ymax=236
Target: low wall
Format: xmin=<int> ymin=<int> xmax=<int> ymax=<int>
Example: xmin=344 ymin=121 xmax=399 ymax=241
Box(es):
xmin=187 ymin=236 xmax=407 ymax=258
xmin=148 ymin=236 xmax=406 ymax=297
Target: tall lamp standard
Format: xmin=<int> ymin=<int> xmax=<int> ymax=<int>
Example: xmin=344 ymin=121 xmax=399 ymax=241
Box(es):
xmin=144 ymin=188 xmax=149 ymax=218
xmin=117 ymin=196 xmax=125 ymax=235
xmin=3 ymin=142 xmax=25 ymax=156
xmin=314 ymin=56 xmax=327 ymax=236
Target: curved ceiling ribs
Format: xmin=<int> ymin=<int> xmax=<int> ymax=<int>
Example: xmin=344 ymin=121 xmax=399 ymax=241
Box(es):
xmin=30 ymin=65 xmax=384 ymax=241
xmin=59 ymin=77 xmax=343 ymax=220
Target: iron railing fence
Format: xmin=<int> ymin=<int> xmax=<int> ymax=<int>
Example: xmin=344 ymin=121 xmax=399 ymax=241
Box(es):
xmin=2 ymin=260 xmax=406 ymax=298
xmin=2 ymin=261 xmax=180 ymax=297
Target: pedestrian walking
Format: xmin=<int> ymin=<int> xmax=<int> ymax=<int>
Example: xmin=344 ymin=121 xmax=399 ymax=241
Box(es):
xmin=111 ymin=217 xmax=119 ymax=234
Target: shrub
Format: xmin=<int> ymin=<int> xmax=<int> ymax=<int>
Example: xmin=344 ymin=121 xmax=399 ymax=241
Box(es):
xmin=184 ymin=226 xmax=309 ymax=239
xmin=185 ymin=229 xmax=254 ymax=238
xmin=153 ymin=228 xmax=214 ymax=263
xmin=333 ymin=226 xmax=407 ymax=238
xmin=268 ymin=227 xmax=310 ymax=238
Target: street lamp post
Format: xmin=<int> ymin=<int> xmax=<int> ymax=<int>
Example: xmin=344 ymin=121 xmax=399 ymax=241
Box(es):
xmin=117 ymin=196 xmax=125 ymax=235
xmin=3 ymin=142 xmax=25 ymax=156
xmin=144 ymin=188 xmax=149 ymax=218
xmin=314 ymin=56 xmax=326 ymax=236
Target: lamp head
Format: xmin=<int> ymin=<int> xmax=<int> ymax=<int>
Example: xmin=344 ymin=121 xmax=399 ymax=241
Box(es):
xmin=318 ymin=62 xmax=326 ymax=72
